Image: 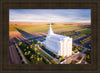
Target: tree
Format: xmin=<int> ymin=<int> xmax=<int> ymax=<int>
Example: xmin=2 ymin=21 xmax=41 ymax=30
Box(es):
xmin=40 ymin=57 xmax=42 ymax=61
xmin=34 ymin=48 xmax=37 ymax=52
xmin=24 ymin=49 xmax=26 ymax=51
xmin=28 ymin=51 xmax=31 ymax=55
xmin=37 ymin=52 xmax=40 ymax=55
xmin=37 ymin=57 xmax=40 ymax=61
xmin=74 ymin=48 xmax=78 ymax=53
xmin=89 ymin=44 xmax=91 ymax=48
xmin=22 ymin=59 xmax=25 ymax=62
xmin=24 ymin=52 xmax=28 ymax=55
xmin=18 ymin=42 xmax=22 ymax=46
xmin=37 ymin=41 xmax=40 ymax=45
xmin=43 ymin=37 xmax=46 ymax=40
xmin=88 ymin=49 xmax=91 ymax=52
xmin=30 ymin=55 xmax=34 ymax=59
xmin=34 ymin=44 xmax=37 ymax=48
xmin=77 ymin=55 xmax=83 ymax=60
xmin=40 ymin=44 xmax=43 ymax=47
xmin=27 ymin=46 xmax=29 ymax=49
xmin=87 ymin=55 xmax=90 ymax=59
xmin=30 ymin=45 xmax=33 ymax=48
xmin=34 ymin=40 xmax=37 ymax=44
xmin=71 ymin=60 xmax=76 ymax=64
xmin=56 ymin=55 xmax=59 ymax=59
xmin=58 ymin=58 xmax=62 ymax=62
xmin=31 ymin=40 xmax=33 ymax=42
xmin=52 ymin=51 xmax=55 ymax=54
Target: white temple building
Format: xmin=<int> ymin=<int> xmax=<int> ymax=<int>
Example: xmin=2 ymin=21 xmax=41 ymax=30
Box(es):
xmin=44 ymin=23 xmax=72 ymax=57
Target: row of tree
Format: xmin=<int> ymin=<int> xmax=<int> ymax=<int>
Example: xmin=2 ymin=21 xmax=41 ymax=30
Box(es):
xmin=73 ymin=45 xmax=85 ymax=52
xmin=18 ymin=41 xmax=51 ymax=64
xmin=80 ymin=36 xmax=91 ymax=45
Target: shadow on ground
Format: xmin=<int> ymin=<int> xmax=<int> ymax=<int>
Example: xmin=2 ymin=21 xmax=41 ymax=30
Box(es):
xmin=10 ymin=27 xmax=47 ymax=44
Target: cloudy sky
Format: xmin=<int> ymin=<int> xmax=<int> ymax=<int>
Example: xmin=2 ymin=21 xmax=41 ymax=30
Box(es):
xmin=9 ymin=9 xmax=91 ymax=23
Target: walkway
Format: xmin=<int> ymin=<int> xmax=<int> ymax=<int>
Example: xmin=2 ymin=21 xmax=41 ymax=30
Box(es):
xmin=36 ymin=44 xmax=60 ymax=64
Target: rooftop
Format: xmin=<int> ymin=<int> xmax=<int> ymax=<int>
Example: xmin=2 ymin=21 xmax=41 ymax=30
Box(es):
xmin=47 ymin=23 xmax=71 ymax=41
xmin=47 ymin=34 xmax=70 ymax=41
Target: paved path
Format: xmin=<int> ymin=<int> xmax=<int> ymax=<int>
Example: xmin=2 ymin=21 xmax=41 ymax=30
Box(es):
xmin=61 ymin=52 xmax=80 ymax=64
xmin=15 ymin=44 xmax=28 ymax=64
xmin=62 ymin=52 xmax=85 ymax=64
xmin=9 ymin=44 xmax=22 ymax=64
xmin=36 ymin=44 xmax=60 ymax=64
xmin=37 ymin=50 xmax=52 ymax=64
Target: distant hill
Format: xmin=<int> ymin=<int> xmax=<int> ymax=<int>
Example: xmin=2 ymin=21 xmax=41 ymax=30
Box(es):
xmin=9 ymin=22 xmax=91 ymax=25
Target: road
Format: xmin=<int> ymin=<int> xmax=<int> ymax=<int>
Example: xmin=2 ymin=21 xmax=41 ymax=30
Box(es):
xmin=15 ymin=44 xmax=28 ymax=64
xmin=9 ymin=44 xmax=22 ymax=64
xmin=62 ymin=52 xmax=80 ymax=64
xmin=62 ymin=52 xmax=85 ymax=64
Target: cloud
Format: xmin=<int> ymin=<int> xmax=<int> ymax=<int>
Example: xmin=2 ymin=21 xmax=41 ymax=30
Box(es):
xmin=9 ymin=9 xmax=91 ymax=23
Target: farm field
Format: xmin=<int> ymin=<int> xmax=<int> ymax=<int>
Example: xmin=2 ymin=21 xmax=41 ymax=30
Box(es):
xmin=9 ymin=23 xmax=87 ymax=33
xmin=9 ymin=22 xmax=91 ymax=42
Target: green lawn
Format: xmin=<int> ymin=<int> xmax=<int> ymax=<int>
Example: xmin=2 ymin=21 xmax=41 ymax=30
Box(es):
xmin=77 ymin=29 xmax=91 ymax=35
xmin=9 ymin=25 xmax=82 ymax=33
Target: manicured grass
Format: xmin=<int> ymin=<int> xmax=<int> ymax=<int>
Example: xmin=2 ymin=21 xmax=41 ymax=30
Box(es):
xmin=77 ymin=29 xmax=91 ymax=35
xmin=36 ymin=46 xmax=57 ymax=64
xmin=18 ymin=42 xmax=50 ymax=64
xmin=9 ymin=25 xmax=82 ymax=33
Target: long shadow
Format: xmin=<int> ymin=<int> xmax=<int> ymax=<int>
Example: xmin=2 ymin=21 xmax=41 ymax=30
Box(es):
xmin=15 ymin=27 xmax=33 ymax=37
xmin=13 ymin=27 xmax=46 ymax=43
xmin=78 ymin=25 xmax=91 ymax=29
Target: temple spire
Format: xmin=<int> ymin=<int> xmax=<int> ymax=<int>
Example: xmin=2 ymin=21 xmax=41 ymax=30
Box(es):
xmin=48 ymin=23 xmax=54 ymax=36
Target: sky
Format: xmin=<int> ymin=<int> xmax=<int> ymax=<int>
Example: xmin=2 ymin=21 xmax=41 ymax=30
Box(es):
xmin=9 ymin=9 xmax=91 ymax=23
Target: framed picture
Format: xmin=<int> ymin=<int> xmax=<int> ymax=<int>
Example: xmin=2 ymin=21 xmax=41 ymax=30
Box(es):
xmin=0 ymin=0 xmax=100 ymax=73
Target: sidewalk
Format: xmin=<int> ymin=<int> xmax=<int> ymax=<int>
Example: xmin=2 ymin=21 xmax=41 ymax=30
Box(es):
xmin=36 ymin=44 xmax=60 ymax=64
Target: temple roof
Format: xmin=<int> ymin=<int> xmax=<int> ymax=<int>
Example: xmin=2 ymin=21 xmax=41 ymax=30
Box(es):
xmin=47 ymin=34 xmax=69 ymax=41
xmin=47 ymin=23 xmax=71 ymax=41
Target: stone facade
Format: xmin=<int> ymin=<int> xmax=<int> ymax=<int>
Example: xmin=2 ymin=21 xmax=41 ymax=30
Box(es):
xmin=45 ymin=24 xmax=72 ymax=57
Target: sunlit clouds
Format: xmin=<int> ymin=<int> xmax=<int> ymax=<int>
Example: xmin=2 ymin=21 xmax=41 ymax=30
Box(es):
xmin=9 ymin=9 xmax=91 ymax=23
